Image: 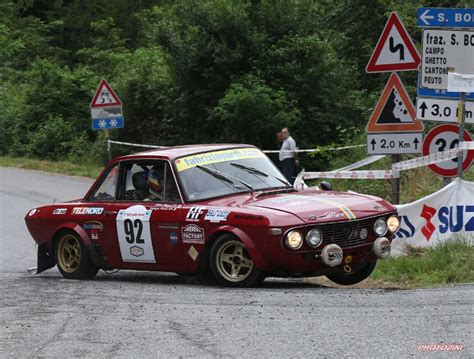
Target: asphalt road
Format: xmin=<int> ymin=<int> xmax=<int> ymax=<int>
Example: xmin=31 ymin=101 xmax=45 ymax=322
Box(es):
xmin=1 ymin=166 xmax=473 ymax=358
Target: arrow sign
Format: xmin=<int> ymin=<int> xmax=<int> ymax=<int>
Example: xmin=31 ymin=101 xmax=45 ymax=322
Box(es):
xmin=416 ymin=98 xmax=474 ymax=124
xmin=417 ymin=8 xmax=474 ymax=28
xmin=367 ymin=133 xmax=423 ymax=155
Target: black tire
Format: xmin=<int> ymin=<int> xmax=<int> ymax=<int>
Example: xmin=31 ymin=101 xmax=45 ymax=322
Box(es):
xmin=326 ymin=261 xmax=377 ymax=286
xmin=209 ymin=234 xmax=264 ymax=287
xmin=55 ymin=231 xmax=98 ymax=280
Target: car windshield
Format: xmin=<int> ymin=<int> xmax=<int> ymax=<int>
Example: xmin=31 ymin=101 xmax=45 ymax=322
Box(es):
xmin=175 ymin=148 xmax=290 ymax=201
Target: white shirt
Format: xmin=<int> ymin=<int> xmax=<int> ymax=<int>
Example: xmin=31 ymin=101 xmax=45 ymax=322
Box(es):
xmin=279 ymin=136 xmax=297 ymax=161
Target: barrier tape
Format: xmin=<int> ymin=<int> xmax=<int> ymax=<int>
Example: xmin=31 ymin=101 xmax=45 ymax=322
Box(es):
xmin=108 ymin=139 xmax=473 ymax=181
xmin=262 ymin=144 xmax=365 ymax=154
xmin=335 ymin=155 xmax=386 ymax=171
xmin=108 ymin=139 xmax=365 ymax=154
xmin=107 ymin=140 xmax=167 ymax=150
xmin=302 ymin=141 xmax=474 ymax=181
xmin=393 ymin=141 xmax=473 ymax=171
xmin=303 ymin=170 xmax=397 ymax=180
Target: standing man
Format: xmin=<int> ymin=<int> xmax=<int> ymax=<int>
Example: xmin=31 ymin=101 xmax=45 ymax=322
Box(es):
xmin=279 ymin=127 xmax=297 ymax=184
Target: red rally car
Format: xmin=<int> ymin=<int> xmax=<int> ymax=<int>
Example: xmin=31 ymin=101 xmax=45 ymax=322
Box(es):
xmin=25 ymin=144 xmax=400 ymax=287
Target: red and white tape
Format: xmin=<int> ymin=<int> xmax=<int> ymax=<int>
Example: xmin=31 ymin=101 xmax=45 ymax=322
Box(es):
xmin=302 ymin=141 xmax=474 ymax=180
xmin=303 ymin=170 xmax=396 ymax=180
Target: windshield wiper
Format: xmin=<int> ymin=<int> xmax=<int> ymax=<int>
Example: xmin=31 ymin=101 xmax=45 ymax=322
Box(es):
xmin=230 ymin=163 xmax=291 ymax=188
xmin=196 ymin=165 xmax=254 ymax=191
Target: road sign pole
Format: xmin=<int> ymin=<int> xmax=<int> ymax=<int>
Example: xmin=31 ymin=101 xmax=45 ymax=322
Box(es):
xmin=391 ymin=155 xmax=400 ymax=204
xmin=104 ymin=129 xmax=112 ymax=162
xmin=457 ymin=93 xmax=466 ymax=178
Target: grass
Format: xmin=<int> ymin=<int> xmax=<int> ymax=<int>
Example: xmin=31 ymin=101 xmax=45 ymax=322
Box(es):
xmin=371 ymin=239 xmax=474 ymax=288
xmin=0 ymin=156 xmax=102 ymax=178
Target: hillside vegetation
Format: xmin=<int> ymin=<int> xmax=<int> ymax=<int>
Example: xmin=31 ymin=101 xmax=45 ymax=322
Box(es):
xmin=1 ymin=0 xmax=472 ymax=202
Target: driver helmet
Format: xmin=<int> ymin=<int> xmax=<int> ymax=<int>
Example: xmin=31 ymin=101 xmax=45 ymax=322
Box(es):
xmin=148 ymin=166 xmax=163 ymax=197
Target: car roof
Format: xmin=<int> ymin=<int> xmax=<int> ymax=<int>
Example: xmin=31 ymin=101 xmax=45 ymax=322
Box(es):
xmin=114 ymin=143 xmax=258 ymax=162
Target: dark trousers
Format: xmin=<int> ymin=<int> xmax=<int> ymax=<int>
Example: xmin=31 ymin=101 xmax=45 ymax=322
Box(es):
xmin=281 ymin=158 xmax=296 ymax=184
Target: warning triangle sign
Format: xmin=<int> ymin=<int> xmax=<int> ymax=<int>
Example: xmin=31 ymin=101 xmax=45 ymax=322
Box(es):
xmin=366 ymin=73 xmax=424 ymax=133
xmin=90 ymin=79 xmax=122 ymax=108
xmin=366 ymin=12 xmax=420 ymax=73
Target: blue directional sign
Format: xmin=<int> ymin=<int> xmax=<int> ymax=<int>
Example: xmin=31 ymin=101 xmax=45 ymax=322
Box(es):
xmin=417 ymin=8 xmax=474 ymax=28
xmin=92 ymin=116 xmax=124 ymax=130
xmin=417 ymin=73 xmax=474 ymax=100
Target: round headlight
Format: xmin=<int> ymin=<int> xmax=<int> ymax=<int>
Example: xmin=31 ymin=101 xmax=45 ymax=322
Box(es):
xmin=285 ymin=230 xmax=303 ymax=250
xmin=387 ymin=215 xmax=400 ymax=233
xmin=306 ymin=228 xmax=323 ymax=248
xmin=373 ymin=217 xmax=388 ymax=236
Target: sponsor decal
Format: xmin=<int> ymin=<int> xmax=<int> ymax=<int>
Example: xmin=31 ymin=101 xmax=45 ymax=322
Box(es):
xmin=181 ymin=224 xmax=205 ymax=244
xmin=188 ymin=246 xmax=199 ymax=261
xmin=152 ymin=203 xmax=179 ymax=211
xmin=53 ymin=208 xmax=67 ymax=215
xmin=315 ymin=211 xmax=344 ymax=220
xmin=234 ymin=214 xmax=265 ymax=221
xmin=130 ymin=245 xmax=144 ymax=257
xmin=90 ymin=231 xmax=99 ymax=240
xmin=204 ymin=209 xmax=230 ymax=223
xmin=83 ymin=221 xmax=103 ymax=231
xmin=158 ymin=223 xmax=179 ymax=229
xmin=328 ymin=249 xmax=343 ymax=262
xmin=373 ymin=204 xmax=388 ymax=211
xmin=175 ymin=148 xmax=265 ymax=172
xmin=28 ymin=209 xmax=37 ymax=216
xmin=169 ymin=232 xmax=178 ymax=246
xmin=72 ymin=207 xmax=104 ymax=215
xmin=186 ymin=207 xmax=205 ymax=221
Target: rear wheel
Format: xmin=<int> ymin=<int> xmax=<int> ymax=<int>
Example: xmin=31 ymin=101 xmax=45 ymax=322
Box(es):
xmin=56 ymin=232 xmax=98 ymax=279
xmin=210 ymin=234 xmax=263 ymax=287
xmin=326 ymin=261 xmax=377 ymax=286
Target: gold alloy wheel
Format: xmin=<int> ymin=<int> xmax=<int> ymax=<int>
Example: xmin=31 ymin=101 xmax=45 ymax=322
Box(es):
xmin=57 ymin=234 xmax=82 ymax=273
xmin=215 ymin=240 xmax=254 ymax=283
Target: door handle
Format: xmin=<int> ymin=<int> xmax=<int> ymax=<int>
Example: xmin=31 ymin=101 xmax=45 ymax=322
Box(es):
xmin=104 ymin=210 xmax=118 ymax=215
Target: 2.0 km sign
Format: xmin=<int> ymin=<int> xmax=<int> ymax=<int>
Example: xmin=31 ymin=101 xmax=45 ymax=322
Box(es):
xmin=368 ymin=133 xmax=422 ymax=155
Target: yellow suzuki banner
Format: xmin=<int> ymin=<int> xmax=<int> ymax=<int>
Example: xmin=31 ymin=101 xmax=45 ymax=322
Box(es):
xmin=175 ymin=148 xmax=265 ymax=172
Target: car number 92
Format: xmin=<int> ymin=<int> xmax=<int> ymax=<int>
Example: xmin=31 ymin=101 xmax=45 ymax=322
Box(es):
xmin=116 ymin=205 xmax=156 ymax=263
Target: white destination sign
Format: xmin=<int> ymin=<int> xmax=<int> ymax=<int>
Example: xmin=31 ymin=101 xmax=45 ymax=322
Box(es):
xmin=421 ymin=29 xmax=474 ymax=90
xmin=416 ymin=98 xmax=474 ymax=124
xmin=367 ymin=133 xmax=423 ymax=155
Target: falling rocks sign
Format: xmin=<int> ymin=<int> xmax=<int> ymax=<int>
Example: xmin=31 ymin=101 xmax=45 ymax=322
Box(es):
xmin=392 ymin=179 xmax=474 ymax=255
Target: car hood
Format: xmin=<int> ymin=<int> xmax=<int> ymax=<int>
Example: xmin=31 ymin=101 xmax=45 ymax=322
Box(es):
xmin=242 ymin=190 xmax=395 ymax=224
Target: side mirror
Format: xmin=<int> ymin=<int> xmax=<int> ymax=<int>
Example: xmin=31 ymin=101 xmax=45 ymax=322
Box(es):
xmin=320 ymin=181 xmax=332 ymax=191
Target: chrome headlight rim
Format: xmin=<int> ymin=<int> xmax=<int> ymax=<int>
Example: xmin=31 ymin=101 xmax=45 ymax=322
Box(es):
xmin=284 ymin=230 xmax=303 ymax=250
xmin=306 ymin=228 xmax=323 ymax=248
xmin=387 ymin=215 xmax=400 ymax=233
xmin=373 ymin=217 xmax=388 ymax=236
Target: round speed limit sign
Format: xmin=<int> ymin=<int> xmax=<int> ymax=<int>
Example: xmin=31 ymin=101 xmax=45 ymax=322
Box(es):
xmin=422 ymin=124 xmax=474 ymax=177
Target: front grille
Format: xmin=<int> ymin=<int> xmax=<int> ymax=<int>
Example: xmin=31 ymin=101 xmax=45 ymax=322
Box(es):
xmin=319 ymin=218 xmax=373 ymax=248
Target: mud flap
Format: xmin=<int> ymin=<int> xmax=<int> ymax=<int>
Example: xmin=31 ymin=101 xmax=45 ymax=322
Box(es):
xmin=36 ymin=244 xmax=55 ymax=274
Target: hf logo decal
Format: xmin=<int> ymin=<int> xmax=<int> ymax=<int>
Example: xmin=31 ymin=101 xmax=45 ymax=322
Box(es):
xmin=186 ymin=207 xmax=205 ymax=221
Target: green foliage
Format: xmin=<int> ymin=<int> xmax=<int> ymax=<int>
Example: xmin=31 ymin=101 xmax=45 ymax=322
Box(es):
xmin=213 ymin=77 xmax=301 ymax=149
xmin=372 ymin=238 xmax=474 ymax=287
xmin=1 ymin=0 xmax=471 ymax=190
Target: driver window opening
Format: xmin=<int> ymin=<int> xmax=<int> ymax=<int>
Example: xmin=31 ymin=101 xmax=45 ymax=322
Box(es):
xmin=122 ymin=161 xmax=181 ymax=203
